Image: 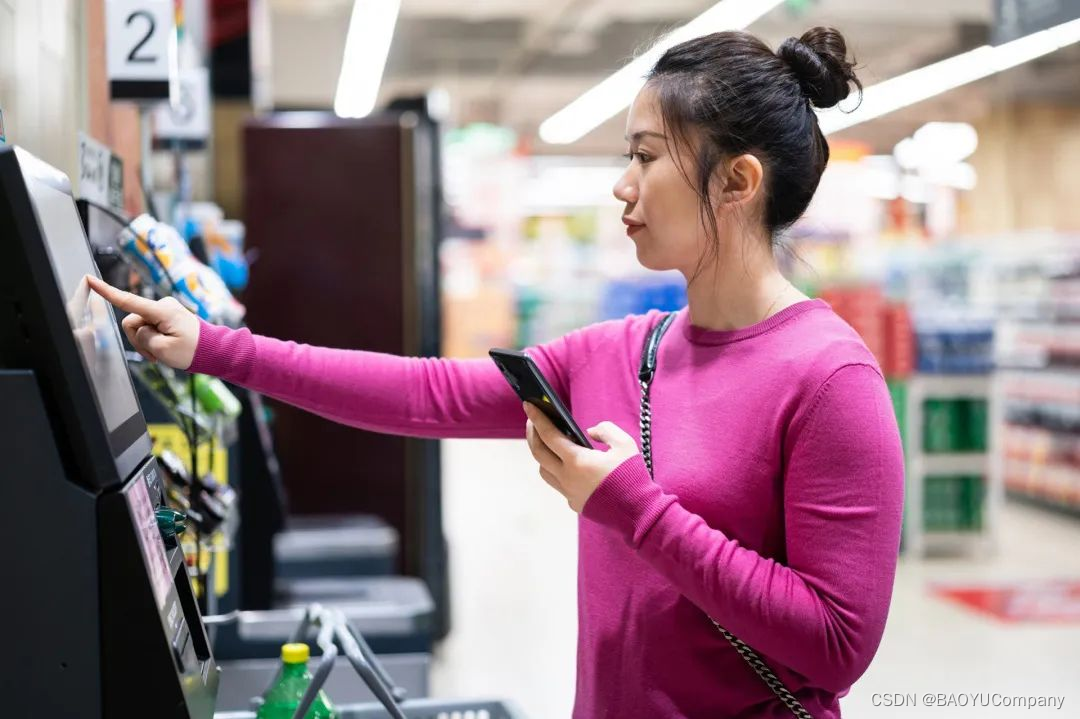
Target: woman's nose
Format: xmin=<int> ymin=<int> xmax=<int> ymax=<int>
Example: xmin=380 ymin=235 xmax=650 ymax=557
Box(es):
xmin=613 ymin=171 xmax=638 ymax=204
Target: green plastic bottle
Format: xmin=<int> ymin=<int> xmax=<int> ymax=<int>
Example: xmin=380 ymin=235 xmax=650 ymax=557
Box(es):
xmin=257 ymin=643 xmax=338 ymax=719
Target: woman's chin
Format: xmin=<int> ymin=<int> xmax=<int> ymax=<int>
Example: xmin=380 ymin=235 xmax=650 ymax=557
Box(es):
xmin=634 ymin=245 xmax=679 ymax=273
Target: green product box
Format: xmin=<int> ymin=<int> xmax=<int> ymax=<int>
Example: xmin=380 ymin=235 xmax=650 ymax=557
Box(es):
xmin=924 ymin=475 xmax=967 ymax=531
xmin=964 ymin=475 xmax=985 ymax=530
xmin=963 ymin=400 xmax=989 ymax=452
xmin=923 ymin=399 xmax=962 ymax=454
xmin=887 ymin=380 xmax=908 ymax=453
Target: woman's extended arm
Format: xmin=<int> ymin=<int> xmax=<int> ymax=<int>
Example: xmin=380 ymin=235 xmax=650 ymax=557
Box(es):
xmin=189 ymin=320 xmax=576 ymax=440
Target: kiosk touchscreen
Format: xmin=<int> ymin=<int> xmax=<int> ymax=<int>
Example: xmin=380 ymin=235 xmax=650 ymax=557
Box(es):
xmin=0 ymin=146 xmax=151 ymax=486
xmin=0 ymin=145 xmax=218 ymax=718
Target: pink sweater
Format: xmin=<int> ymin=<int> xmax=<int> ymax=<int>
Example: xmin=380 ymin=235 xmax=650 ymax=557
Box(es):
xmin=190 ymin=299 xmax=904 ymax=718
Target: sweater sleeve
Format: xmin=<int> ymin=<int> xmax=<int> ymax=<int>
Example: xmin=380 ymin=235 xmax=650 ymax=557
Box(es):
xmin=581 ymin=363 xmax=904 ymax=692
xmin=187 ymin=319 xmax=580 ymax=440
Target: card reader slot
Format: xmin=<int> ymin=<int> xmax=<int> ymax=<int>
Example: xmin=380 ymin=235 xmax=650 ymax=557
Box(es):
xmin=174 ymin=564 xmax=212 ymax=661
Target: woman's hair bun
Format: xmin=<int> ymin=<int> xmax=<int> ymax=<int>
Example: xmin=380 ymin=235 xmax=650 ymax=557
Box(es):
xmin=777 ymin=26 xmax=861 ymax=109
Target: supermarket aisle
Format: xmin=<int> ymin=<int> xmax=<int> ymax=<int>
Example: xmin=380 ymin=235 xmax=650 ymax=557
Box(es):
xmin=432 ymin=438 xmax=579 ymax=718
xmin=433 ymin=439 xmax=1080 ymax=717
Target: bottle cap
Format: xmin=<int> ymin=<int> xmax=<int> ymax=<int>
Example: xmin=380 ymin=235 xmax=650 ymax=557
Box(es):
xmin=281 ymin=643 xmax=309 ymax=664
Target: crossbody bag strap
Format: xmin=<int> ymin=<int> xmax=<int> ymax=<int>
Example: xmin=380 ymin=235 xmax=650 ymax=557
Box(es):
xmin=638 ymin=312 xmax=814 ymax=719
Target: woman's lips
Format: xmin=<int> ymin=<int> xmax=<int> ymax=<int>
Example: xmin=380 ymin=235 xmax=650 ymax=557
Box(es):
xmin=623 ymin=217 xmax=645 ymax=236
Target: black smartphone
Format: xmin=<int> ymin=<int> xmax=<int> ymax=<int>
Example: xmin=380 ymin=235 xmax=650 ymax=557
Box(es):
xmin=489 ymin=348 xmax=591 ymax=447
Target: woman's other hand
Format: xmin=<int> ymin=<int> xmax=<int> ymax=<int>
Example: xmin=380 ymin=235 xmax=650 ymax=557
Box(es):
xmin=523 ymin=402 xmax=639 ymax=513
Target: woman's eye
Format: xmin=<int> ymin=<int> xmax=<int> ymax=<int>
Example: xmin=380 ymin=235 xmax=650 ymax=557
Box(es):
xmin=621 ymin=151 xmax=653 ymax=164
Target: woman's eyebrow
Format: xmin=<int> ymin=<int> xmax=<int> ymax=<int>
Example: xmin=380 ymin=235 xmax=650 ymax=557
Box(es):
xmin=625 ymin=131 xmax=668 ymax=143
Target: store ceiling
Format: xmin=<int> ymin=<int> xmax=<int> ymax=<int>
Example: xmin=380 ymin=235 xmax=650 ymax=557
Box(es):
xmin=264 ymin=0 xmax=1080 ymax=153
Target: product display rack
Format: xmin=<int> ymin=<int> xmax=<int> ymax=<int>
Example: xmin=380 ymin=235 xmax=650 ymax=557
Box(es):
xmin=903 ymin=373 xmax=1003 ymax=556
xmin=997 ymin=368 xmax=1080 ymax=516
xmin=987 ymin=238 xmax=1080 ymax=518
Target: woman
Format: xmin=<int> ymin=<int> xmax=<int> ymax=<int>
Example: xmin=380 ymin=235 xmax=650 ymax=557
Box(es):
xmin=90 ymin=26 xmax=903 ymax=719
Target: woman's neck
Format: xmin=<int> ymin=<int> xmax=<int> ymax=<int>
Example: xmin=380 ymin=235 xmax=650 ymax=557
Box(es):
xmin=682 ymin=243 xmax=806 ymax=332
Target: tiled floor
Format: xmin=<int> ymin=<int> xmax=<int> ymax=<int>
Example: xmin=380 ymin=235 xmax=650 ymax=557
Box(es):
xmin=431 ymin=439 xmax=1080 ymax=718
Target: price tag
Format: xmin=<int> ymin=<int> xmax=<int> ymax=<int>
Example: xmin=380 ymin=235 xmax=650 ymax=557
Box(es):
xmin=78 ymin=133 xmax=111 ymax=207
xmin=153 ymin=67 xmax=211 ymax=146
xmin=106 ymin=0 xmax=174 ymax=100
xmin=78 ymin=134 xmax=126 ymax=212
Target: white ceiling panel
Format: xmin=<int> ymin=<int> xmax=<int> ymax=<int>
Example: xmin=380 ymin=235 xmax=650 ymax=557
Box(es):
xmin=262 ymin=0 xmax=1080 ymax=152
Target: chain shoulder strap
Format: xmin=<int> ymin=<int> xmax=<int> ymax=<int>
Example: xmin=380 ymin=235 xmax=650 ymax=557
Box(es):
xmin=638 ymin=312 xmax=814 ymax=719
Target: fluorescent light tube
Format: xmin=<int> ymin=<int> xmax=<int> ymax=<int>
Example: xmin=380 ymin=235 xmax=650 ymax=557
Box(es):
xmin=539 ymin=0 xmax=784 ymax=145
xmin=334 ymin=0 xmax=401 ymax=119
xmin=819 ymin=17 xmax=1080 ymax=135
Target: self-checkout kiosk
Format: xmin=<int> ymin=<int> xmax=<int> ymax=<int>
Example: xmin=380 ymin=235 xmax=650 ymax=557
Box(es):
xmin=0 ymin=145 xmax=219 ymax=717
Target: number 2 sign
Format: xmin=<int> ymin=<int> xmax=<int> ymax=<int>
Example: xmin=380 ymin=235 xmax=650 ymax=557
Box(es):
xmin=106 ymin=0 xmax=175 ymax=100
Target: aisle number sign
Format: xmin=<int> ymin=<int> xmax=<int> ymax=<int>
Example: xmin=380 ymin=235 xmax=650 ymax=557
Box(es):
xmin=77 ymin=133 xmax=125 ymax=212
xmin=153 ymin=68 xmax=211 ymax=145
xmin=106 ymin=0 xmax=175 ymax=100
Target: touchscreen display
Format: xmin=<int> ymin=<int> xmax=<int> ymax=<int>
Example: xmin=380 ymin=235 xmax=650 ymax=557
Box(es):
xmin=24 ymin=174 xmax=142 ymax=437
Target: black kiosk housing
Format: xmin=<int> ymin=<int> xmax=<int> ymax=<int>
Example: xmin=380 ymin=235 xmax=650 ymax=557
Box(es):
xmin=0 ymin=145 xmax=219 ymax=718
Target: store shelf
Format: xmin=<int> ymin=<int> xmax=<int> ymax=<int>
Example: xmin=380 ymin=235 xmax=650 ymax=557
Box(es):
xmin=921 ymin=530 xmax=993 ymax=555
xmin=921 ymin=453 xmax=989 ymax=476
xmin=906 ymin=373 xmax=991 ymax=398
xmin=902 ymin=373 xmax=1001 ymax=557
xmin=989 ymin=239 xmax=1080 ymax=524
xmin=1006 ymin=488 xmax=1080 ymax=519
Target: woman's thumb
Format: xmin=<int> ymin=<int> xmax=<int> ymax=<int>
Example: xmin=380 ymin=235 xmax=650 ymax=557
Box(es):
xmin=587 ymin=421 xmax=632 ymax=448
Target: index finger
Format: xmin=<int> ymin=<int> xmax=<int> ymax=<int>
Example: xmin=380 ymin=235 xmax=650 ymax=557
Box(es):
xmin=524 ymin=402 xmax=580 ymax=461
xmin=85 ymin=275 xmax=166 ymax=321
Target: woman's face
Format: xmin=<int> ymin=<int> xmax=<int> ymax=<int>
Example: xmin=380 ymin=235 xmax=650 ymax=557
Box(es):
xmin=613 ymin=85 xmax=711 ymax=274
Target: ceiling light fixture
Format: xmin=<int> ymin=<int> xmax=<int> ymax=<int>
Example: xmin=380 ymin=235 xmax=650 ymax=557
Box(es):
xmin=333 ymin=0 xmax=401 ymax=119
xmin=819 ymin=17 xmax=1080 ymax=135
xmin=538 ymin=0 xmax=784 ymax=145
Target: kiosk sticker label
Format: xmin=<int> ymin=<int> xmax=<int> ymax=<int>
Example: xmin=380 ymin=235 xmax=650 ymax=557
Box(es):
xmin=78 ymin=133 xmax=115 ymax=209
xmin=128 ymin=475 xmax=173 ymax=610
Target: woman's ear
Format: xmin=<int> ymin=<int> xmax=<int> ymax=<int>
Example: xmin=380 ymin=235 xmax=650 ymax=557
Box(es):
xmin=716 ymin=153 xmax=764 ymax=207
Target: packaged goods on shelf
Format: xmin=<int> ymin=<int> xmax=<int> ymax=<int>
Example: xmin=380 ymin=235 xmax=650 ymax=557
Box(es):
xmin=989 ymin=236 xmax=1080 ymax=515
xmin=1000 ymin=371 xmax=1080 ymax=512
xmin=599 ymin=275 xmax=686 ymax=321
xmin=924 ymin=475 xmax=985 ymax=531
xmin=914 ymin=315 xmax=994 ymax=374
xmin=118 ymin=214 xmax=246 ymax=327
xmin=923 ymin=398 xmax=989 ymax=453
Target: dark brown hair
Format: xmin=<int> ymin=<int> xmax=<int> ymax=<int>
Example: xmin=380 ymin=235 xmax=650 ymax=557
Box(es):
xmin=646 ymin=26 xmax=861 ymax=255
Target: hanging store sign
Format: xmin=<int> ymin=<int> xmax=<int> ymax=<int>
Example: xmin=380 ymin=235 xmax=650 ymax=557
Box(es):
xmin=994 ymin=0 xmax=1080 ymax=44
